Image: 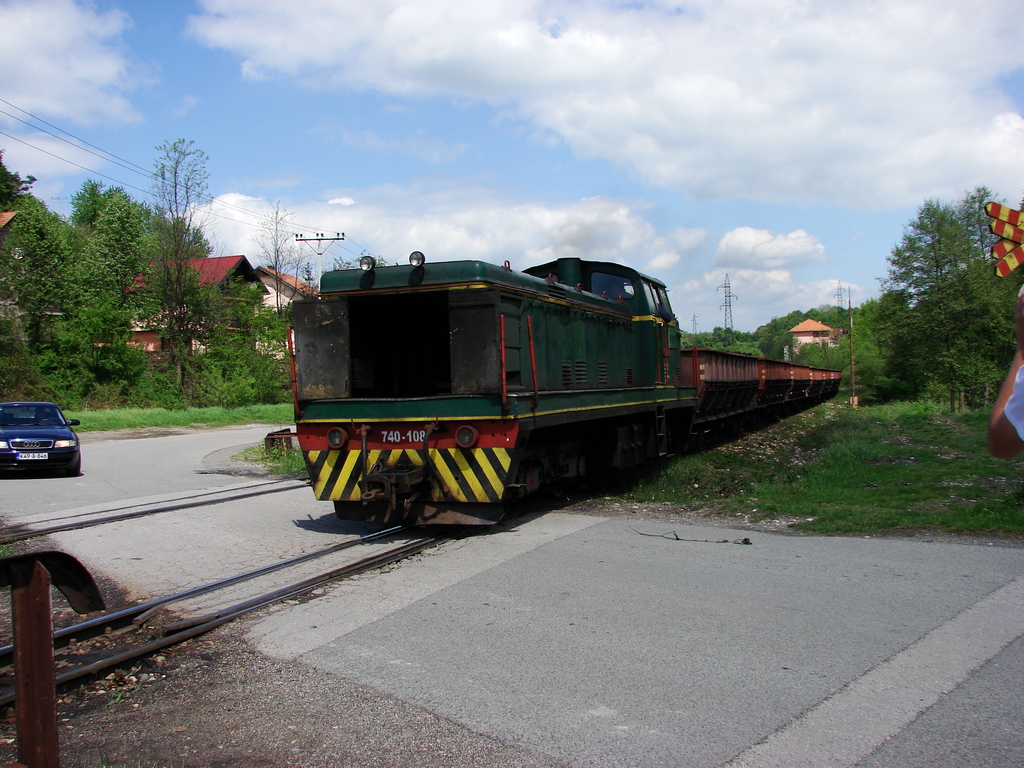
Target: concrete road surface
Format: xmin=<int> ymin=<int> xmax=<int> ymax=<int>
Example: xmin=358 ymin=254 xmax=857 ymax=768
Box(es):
xmin=2 ymin=425 xmax=1022 ymax=767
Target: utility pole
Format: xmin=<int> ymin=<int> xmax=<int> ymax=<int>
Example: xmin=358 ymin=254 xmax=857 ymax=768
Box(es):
xmin=296 ymin=232 xmax=345 ymax=290
xmin=717 ymin=274 xmax=737 ymax=330
xmin=848 ymin=291 xmax=858 ymax=407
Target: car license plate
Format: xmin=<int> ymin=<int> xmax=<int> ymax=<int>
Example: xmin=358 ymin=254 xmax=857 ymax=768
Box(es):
xmin=16 ymin=452 xmax=48 ymax=460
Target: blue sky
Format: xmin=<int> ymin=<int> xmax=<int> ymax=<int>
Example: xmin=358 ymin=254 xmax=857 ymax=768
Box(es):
xmin=2 ymin=0 xmax=1024 ymax=331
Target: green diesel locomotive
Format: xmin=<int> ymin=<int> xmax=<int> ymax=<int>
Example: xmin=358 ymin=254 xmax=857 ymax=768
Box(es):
xmin=291 ymin=252 xmax=840 ymax=526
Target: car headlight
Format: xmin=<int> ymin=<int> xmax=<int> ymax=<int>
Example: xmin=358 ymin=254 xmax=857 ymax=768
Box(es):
xmin=0 ymin=441 xmax=7 ymax=449
xmin=54 ymin=438 xmax=77 ymax=448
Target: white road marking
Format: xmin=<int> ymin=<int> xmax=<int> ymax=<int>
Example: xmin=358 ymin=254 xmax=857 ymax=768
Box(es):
xmin=724 ymin=575 xmax=1024 ymax=768
xmin=247 ymin=512 xmax=608 ymax=659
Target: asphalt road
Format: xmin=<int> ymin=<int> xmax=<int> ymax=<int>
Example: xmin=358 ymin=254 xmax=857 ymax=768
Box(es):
xmin=2 ymin=425 xmax=1022 ymax=767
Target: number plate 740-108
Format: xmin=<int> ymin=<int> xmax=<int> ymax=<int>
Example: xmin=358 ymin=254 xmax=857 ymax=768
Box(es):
xmin=379 ymin=429 xmax=428 ymax=445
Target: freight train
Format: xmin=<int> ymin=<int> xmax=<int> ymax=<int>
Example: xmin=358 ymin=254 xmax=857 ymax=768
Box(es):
xmin=290 ymin=252 xmax=841 ymax=526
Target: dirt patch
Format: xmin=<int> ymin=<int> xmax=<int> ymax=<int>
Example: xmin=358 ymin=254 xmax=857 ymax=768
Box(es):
xmin=0 ymin=630 xmax=566 ymax=768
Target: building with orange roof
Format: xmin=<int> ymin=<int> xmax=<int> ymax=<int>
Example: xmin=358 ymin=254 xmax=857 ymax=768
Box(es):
xmin=789 ymin=318 xmax=838 ymax=348
xmin=255 ymin=265 xmax=317 ymax=311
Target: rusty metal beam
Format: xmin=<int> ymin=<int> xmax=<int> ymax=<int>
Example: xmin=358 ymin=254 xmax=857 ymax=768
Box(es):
xmin=0 ymin=552 xmax=103 ymax=768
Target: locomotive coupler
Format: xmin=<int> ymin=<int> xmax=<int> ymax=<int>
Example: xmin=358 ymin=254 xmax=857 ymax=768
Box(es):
xmin=362 ymin=462 xmax=429 ymax=513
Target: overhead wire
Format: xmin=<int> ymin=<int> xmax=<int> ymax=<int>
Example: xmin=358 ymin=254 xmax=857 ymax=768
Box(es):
xmin=0 ymin=97 xmax=382 ymax=260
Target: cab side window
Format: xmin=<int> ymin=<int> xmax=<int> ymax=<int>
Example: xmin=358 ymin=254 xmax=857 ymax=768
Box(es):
xmin=590 ymin=272 xmax=635 ymax=301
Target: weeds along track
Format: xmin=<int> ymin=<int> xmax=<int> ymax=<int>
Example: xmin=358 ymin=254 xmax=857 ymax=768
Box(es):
xmin=0 ymin=479 xmax=309 ymax=543
xmin=0 ymin=525 xmax=470 ymax=707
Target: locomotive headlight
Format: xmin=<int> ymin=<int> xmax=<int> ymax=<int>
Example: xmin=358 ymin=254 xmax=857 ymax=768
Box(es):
xmin=409 ymin=250 xmax=425 ymax=267
xmin=359 ymin=255 xmax=376 ymax=272
xmin=326 ymin=427 xmax=348 ymax=448
xmin=455 ymin=425 xmax=479 ymax=448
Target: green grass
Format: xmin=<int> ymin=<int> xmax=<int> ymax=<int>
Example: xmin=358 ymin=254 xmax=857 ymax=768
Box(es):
xmin=64 ymin=403 xmax=294 ymax=432
xmin=619 ymin=401 xmax=1024 ymax=536
xmin=233 ymin=442 xmax=308 ymax=477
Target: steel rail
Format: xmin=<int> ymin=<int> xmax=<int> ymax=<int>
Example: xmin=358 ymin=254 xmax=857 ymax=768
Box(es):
xmin=5 ymin=479 xmax=297 ymax=529
xmin=0 ymin=528 xmax=463 ymax=708
xmin=0 ymin=479 xmax=309 ymax=544
xmin=0 ymin=525 xmax=407 ymax=667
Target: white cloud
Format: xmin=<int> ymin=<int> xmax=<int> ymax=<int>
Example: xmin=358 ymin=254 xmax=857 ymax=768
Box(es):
xmin=188 ymin=0 xmax=1024 ymax=208
xmin=172 ymin=95 xmax=200 ymax=119
xmin=202 ymin=187 xmax=857 ymax=331
xmin=714 ymin=227 xmax=826 ymax=270
xmin=0 ymin=0 xmax=142 ymax=126
xmin=333 ymin=129 xmax=471 ymax=164
xmin=204 ymin=188 xmax=705 ymax=279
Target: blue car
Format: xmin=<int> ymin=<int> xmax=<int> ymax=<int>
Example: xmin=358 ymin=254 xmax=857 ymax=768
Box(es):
xmin=0 ymin=401 xmax=82 ymax=476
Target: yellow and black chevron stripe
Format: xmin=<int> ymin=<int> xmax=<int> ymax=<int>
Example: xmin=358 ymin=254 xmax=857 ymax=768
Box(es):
xmin=305 ymin=447 xmax=513 ymax=504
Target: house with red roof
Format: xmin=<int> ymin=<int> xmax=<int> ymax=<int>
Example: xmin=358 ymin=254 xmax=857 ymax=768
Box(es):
xmin=131 ymin=255 xmax=267 ymax=352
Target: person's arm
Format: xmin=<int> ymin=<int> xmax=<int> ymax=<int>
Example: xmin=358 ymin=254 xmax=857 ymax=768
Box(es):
xmin=988 ymin=286 xmax=1024 ymax=459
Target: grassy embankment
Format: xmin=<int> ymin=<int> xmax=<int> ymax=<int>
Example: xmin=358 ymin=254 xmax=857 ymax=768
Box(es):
xmin=619 ymin=401 xmax=1024 ymax=536
xmin=64 ymin=403 xmax=294 ymax=432
xmin=64 ymin=401 xmax=1024 ymax=536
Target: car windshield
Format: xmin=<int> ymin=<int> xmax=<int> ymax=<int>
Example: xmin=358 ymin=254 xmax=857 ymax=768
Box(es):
xmin=0 ymin=405 xmax=64 ymax=426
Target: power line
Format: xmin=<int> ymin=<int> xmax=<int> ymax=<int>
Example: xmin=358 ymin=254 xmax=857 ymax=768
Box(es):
xmin=0 ymin=128 xmax=152 ymax=198
xmin=0 ymin=96 xmax=150 ymax=177
xmin=0 ymin=97 xmax=370 ymax=257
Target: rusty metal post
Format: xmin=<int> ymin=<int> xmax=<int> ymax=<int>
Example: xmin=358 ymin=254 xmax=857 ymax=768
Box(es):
xmin=0 ymin=552 xmax=104 ymax=768
xmin=11 ymin=560 xmax=59 ymax=768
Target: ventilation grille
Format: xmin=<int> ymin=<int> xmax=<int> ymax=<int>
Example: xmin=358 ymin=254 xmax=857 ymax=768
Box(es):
xmin=598 ymin=361 xmax=608 ymax=385
xmin=575 ymin=360 xmax=588 ymax=385
xmin=11 ymin=439 xmax=53 ymax=449
xmin=626 ymin=368 xmax=634 ymax=385
xmin=562 ymin=361 xmax=573 ymax=387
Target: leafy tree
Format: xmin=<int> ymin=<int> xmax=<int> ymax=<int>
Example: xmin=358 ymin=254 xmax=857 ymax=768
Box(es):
xmin=188 ymin=280 xmax=290 ymax=406
xmin=0 ymin=195 xmax=73 ymax=347
xmin=878 ymin=186 xmax=1023 ymax=404
xmin=0 ymin=149 xmax=34 ymax=209
xmin=147 ymin=139 xmax=218 ymax=390
xmin=690 ymin=326 xmax=759 ymax=354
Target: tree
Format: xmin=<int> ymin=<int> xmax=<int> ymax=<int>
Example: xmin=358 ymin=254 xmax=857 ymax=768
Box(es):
xmin=0 ymin=195 xmax=73 ymax=347
xmin=253 ymin=201 xmax=303 ymax=314
xmin=147 ymin=139 xmax=217 ymax=389
xmin=0 ymin=149 xmax=34 ymax=209
xmin=878 ymin=187 xmax=1023 ymax=405
xmin=61 ymin=188 xmax=152 ymax=400
xmin=691 ymin=326 xmax=759 ymax=354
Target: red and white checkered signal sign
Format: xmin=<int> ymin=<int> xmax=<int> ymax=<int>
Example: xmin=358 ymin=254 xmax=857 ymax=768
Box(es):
xmin=985 ymin=202 xmax=1024 ymax=277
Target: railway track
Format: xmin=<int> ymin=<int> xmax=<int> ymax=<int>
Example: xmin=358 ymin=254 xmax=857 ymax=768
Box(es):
xmin=0 ymin=524 xmax=470 ymax=707
xmin=0 ymin=478 xmax=309 ymax=544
